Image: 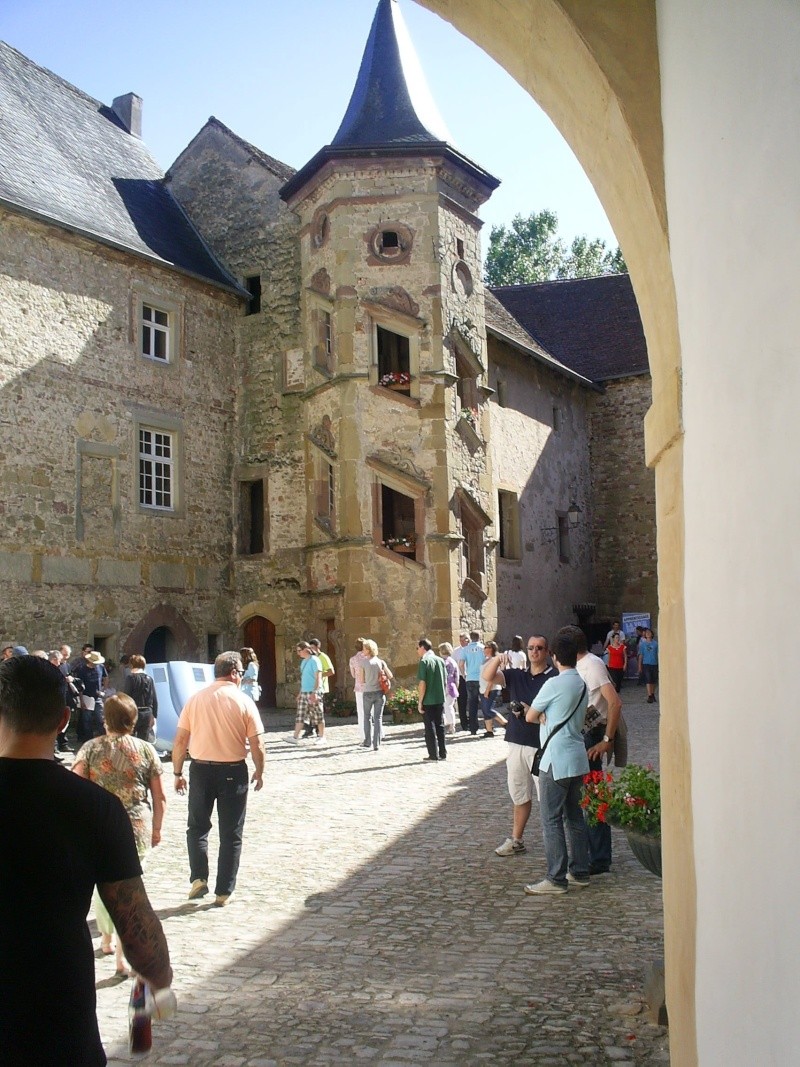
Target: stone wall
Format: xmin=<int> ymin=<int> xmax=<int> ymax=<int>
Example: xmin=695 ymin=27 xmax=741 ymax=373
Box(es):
xmin=588 ymin=374 xmax=657 ymax=624
xmin=168 ymin=123 xmax=309 ymax=701
xmin=488 ymin=339 xmax=595 ymax=643
xmin=0 ymin=209 xmax=239 ymax=657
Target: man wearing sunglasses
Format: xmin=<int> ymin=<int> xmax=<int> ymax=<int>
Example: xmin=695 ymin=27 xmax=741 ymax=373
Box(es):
xmin=494 ymin=636 xmax=556 ymax=857
xmin=172 ymin=651 xmax=265 ymax=907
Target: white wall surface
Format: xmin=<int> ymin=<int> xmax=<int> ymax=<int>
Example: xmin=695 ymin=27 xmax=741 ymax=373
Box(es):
xmin=658 ymin=1 xmax=800 ymax=1061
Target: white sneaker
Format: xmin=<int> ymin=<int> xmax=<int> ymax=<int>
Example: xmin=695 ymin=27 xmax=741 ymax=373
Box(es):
xmin=284 ymin=736 xmax=300 ymax=745
xmin=313 ymin=736 xmax=328 ymax=746
xmin=495 ymin=837 xmax=526 ymax=857
xmin=524 ymin=879 xmax=568 ymax=896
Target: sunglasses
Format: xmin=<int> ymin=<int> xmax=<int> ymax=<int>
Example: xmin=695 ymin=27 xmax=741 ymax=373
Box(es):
xmin=527 ymin=645 xmax=546 ymax=651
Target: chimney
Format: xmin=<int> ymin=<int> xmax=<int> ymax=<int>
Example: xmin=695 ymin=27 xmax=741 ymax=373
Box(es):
xmin=111 ymin=93 xmax=142 ymax=137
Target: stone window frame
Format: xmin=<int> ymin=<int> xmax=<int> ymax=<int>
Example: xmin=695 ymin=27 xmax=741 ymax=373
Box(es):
xmin=132 ymin=289 xmax=184 ymax=367
xmin=454 ymin=487 xmax=492 ymax=598
xmin=365 ymin=221 xmax=414 ymax=266
xmin=75 ymin=439 xmax=121 ymax=543
xmin=367 ymin=305 xmax=421 ymax=402
xmin=308 ymin=292 xmax=336 ymax=377
xmin=131 ymin=407 xmax=185 ymax=518
xmin=498 ymin=488 xmax=522 ymax=561
xmin=306 ymin=434 xmax=337 ymax=537
xmin=366 ymin=457 xmax=428 ymax=566
xmin=237 ymin=463 xmax=269 ymax=556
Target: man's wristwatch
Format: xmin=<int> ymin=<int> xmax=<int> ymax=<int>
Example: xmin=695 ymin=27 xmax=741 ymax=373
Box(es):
xmin=602 ymin=734 xmax=614 ymax=745
xmin=174 ymin=770 xmax=184 ymax=776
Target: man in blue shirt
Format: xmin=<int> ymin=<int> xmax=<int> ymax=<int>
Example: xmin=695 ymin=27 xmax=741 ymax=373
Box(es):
xmin=638 ymin=629 xmax=659 ymax=703
xmin=455 ymin=631 xmax=485 ymax=735
xmin=287 ymin=642 xmax=325 ymax=746
xmin=523 ymin=631 xmax=590 ymax=894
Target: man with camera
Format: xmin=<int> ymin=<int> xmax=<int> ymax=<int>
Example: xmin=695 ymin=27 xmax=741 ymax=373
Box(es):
xmin=494 ymin=634 xmax=556 ymax=857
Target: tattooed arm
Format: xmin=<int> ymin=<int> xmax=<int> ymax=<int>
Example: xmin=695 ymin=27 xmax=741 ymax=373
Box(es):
xmin=98 ymin=876 xmax=172 ymax=989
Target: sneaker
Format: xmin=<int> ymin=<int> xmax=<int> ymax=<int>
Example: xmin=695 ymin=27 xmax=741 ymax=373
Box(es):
xmin=214 ymin=893 xmax=233 ymax=907
xmin=188 ymin=879 xmax=208 ymax=900
xmin=566 ymin=872 xmax=590 ymax=888
xmin=482 ymin=730 xmax=495 ymax=738
xmin=423 ymin=756 xmax=439 ymax=762
xmin=313 ymin=736 xmax=328 ymax=746
xmin=284 ymin=736 xmax=301 ymax=745
xmin=524 ymin=879 xmax=568 ymax=896
xmin=495 ymin=837 xmax=526 ymax=857
xmin=589 ymin=863 xmax=611 ymax=876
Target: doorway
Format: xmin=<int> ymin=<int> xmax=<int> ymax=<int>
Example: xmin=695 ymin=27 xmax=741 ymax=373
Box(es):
xmin=143 ymin=626 xmax=177 ymax=663
xmin=243 ymin=616 xmax=277 ymax=707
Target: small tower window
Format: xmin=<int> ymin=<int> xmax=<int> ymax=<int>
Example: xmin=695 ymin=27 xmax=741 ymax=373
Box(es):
xmin=376 ymin=326 xmax=410 ymax=393
xmin=381 ymin=231 xmax=399 ymax=250
xmin=245 ymin=275 xmax=261 ymax=315
xmin=456 ymin=238 xmax=465 ymax=259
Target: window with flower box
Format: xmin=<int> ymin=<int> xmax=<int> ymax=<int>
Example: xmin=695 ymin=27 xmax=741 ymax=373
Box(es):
xmin=371 ymin=479 xmax=425 ymax=564
xmin=376 ymin=326 xmax=410 ymax=394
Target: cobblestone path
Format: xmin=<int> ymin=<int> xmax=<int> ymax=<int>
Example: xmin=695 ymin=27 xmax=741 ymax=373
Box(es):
xmin=94 ymin=685 xmax=668 ymax=1065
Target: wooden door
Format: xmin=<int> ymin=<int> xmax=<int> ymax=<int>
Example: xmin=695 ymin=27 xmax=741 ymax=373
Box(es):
xmin=243 ymin=616 xmax=276 ymax=707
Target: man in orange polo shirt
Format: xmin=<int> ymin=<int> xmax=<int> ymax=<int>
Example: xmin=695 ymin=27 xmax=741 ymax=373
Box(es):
xmin=172 ymin=651 xmax=265 ymax=907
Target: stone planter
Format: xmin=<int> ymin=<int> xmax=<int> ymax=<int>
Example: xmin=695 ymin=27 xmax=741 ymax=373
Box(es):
xmin=390 ymin=707 xmax=423 ymax=725
xmin=623 ymin=828 xmax=662 ymax=878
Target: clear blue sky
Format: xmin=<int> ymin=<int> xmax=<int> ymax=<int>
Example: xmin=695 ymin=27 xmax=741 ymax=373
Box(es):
xmin=1 ymin=0 xmax=619 ymax=250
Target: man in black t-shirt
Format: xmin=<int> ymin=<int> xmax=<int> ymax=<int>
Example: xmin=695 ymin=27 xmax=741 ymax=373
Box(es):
xmin=494 ymin=635 xmax=557 ymax=857
xmin=0 ymin=655 xmax=173 ymax=1066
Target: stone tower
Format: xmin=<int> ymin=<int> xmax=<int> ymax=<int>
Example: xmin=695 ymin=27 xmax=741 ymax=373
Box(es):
xmin=280 ymin=0 xmax=499 ymax=677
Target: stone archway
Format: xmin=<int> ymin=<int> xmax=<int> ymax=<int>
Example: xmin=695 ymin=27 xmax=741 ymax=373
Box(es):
xmin=125 ymin=604 xmax=201 ymax=662
xmin=415 ymin=0 xmax=692 ymax=1060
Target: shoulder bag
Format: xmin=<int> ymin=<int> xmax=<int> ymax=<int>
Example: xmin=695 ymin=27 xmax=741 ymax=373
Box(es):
xmin=531 ymin=682 xmax=586 ymax=778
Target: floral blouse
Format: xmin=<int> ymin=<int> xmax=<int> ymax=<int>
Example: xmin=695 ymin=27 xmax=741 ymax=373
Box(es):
xmin=74 ymin=734 xmax=163 ymax=856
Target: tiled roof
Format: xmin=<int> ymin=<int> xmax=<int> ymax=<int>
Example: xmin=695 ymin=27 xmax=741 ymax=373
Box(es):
xmin=0 ymin=41 xmax=241 ymax=293
xmin=484 ymin=291 xmax=596 ymax=390
xmin=490 ymin=274 xmax=649 ymax=381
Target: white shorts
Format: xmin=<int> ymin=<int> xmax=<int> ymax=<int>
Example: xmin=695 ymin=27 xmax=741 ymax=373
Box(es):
xmin=506 ymin=742 xmax=538 ymax=805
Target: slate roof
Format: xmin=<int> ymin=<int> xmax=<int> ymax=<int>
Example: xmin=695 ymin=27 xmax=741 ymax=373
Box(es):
xmin=0 ymin=41 xmax=242 ymax=294
xmin=484 ymin=291 xmax=596 ymax=390
xmin=281 ymin=0 xmax=498 ymax=201
xmin=489 ymin=274 xmax=649 ymax=382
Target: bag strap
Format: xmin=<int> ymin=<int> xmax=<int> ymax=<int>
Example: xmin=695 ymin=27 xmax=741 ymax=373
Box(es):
xmin=536 ymin=682 xmax=586 ymax=759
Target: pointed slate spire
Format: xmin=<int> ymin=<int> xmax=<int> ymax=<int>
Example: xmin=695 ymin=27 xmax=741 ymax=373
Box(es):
xmin=331 ymin=0 xmax=451 ymax=148
xmin=281 ymin=0 xmax=498 ymax=203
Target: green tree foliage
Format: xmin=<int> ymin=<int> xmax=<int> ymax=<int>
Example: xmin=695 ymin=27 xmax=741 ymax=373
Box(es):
xmin=484 ymin=208 xmax=626 ymax=286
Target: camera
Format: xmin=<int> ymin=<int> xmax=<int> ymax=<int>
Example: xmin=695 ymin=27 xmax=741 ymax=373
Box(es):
xmin=509 ymin=701 xmax=527 ymax=717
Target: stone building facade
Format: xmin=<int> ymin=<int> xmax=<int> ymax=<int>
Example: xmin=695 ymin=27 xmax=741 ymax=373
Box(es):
xmin=0 ymin=3 xmax=655 ymax=702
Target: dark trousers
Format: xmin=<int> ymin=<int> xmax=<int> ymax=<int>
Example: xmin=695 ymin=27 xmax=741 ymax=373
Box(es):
xmin=466 ymin=680 xmax=480 ymax=733
xmin=457 ymin=676 xmax=468 ymax=730
xmin=76 ymin=702 xmax=104 ymax=745
xmin=187 ymin=761 xmax=249 ymax=896
xmin=423 ymin=703 xmax=446 ymax=760
xmin=608 ymin=667 xmax=624 ymax=693
xmin=583 ymin=725 xmax=612 ymax=871
xmin=134 ymin=709 xmax=155 ymax=742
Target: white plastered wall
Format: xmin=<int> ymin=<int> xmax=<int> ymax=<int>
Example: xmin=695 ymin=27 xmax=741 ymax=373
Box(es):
xmin=658 ymin=1 xmax=800 ymax=1061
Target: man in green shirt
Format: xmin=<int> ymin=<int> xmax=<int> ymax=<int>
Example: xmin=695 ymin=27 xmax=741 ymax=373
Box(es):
xmin=416 ymin=638 xmax=447 ymax=762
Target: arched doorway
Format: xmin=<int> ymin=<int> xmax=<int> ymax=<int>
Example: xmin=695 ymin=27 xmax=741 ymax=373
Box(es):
xmin=243 ymin=616 xmax=277 ymax=707
xmin=143 ymin=626 xmax=178 ymax=663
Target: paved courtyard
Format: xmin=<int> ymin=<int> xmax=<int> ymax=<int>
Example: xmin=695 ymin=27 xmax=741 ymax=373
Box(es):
xmin=93 ymin=685 xmax=668 ymax=1065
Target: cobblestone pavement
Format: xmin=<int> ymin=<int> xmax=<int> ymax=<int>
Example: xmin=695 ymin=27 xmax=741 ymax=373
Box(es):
xmin=91 ymin=684 xmax=668 ymax=1066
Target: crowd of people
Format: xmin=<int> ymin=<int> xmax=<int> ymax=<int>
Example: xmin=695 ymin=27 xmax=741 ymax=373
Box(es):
xmin=0 ymin=622 xmax=657 ymax=1063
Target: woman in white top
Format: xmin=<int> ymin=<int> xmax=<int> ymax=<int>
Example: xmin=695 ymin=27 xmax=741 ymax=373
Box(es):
xmin=504 ymin=635 xmax=528 ymax=671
